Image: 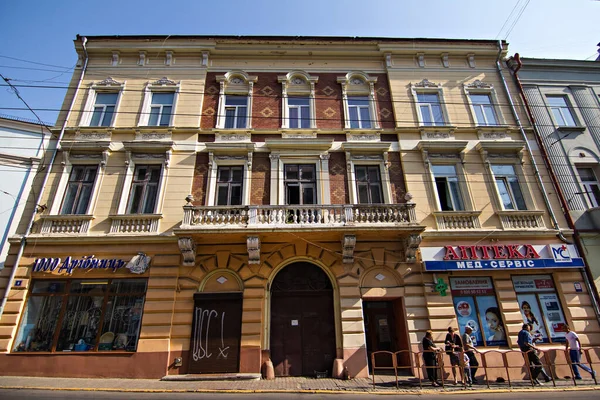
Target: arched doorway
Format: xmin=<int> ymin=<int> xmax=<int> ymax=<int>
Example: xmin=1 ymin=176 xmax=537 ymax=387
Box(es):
xmin=270 ymin=262 xmax=336 ymax=376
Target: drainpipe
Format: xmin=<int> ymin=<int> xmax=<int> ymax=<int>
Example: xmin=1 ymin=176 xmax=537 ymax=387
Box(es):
xmin=505 ymin=51 xmax=600 ymax=321
xmin=0 ymin=36 xmax=89 ymax=319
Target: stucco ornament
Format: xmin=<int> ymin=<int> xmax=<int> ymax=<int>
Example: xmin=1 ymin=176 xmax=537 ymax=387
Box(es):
xmin=126 ymin=253 xmax=151 ymax=274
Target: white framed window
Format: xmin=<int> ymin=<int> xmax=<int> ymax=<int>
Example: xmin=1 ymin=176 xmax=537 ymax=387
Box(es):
xmin=80 ymin=77 xmax=125 ymax=127
xmin=343 ymin=142 xmax=393 ymax=205
xmin=138 ymin=77 xmax=179 ymax=127
xmin=266 ymin=139 xmax=333 ymax=205
xmin=205 ymin=143 xmax=253 ymax=207
xmin=432 ymin=165 xmax=464 ymax=211
xmin=115 ymin=146 xmax=171 ymax=216
xmin=224 ymin=95 xmax=248 ymax=129
xmin=464 ymin=80 xmax=504 ymax=127
xmin=338 ymin=72 xmax=379 ymax=130
xmin=491 ymin=164 xmax=527 ymax=210
xmin=216 ymin=71 xmax=258 ymax=129
xmin=546 ymin=95 xmax=577 ymax=127
xmin=576 ymin=167 xmax=600 ymax=208
xmin=411 ymin=79 xmax=451 ymax=127
xmin=279 ymin=71 xmax=318 ymax=129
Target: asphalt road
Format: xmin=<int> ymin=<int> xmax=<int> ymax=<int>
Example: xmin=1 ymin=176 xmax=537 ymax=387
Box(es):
xmin=0 ymin=389 xmax=599 ymax=399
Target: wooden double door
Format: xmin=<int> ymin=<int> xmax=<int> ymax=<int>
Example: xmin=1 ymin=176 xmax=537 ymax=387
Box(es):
xmin=270 ymin=262 xmax=336 ymax=376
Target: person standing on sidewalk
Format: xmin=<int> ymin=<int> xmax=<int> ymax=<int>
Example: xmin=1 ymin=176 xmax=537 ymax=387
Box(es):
xmin=422 ymin=330 xmax=442 ymax=387
xmin=517 ymin=323 xmax=544 ymax=385
xmin=461 ymin=326 xmax=479 ymax=384
xmin=445 ymin=327 xmax=463 ymax=385
xmin=564 ymin=325 xmax=596 ymax=380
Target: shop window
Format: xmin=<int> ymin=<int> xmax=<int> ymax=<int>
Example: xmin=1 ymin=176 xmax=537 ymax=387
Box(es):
xmin=513 ymin=274 xmax=567 ymax=343
xmin=450 ymin=277 xmax=507 ymax=347
xmin=216 ymin=166 xmax=243 ymax=206
xmin=355 ymin=165 xmax=383 ymax=204
xmin=13 ymin=279 xmax=146 ymax=353
xmin=284 ymin=164 xmax=316 ymax=205
xmin=60 ymin=165 xmax=98 ymax=215
xmin=127 ymin=165 xmax=162 ymax=214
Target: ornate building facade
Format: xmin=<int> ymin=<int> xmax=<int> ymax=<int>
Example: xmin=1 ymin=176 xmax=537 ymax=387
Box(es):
xmin=0 ymin=36 xmax=596 ymax=379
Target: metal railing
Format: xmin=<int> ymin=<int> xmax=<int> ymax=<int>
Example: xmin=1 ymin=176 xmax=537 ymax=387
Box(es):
xmin=370 ymin=347 xmax=599 ymax=390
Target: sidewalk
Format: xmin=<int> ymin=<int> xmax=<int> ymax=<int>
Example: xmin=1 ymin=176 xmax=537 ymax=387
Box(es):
xmin=0 ymin=374 xmax=599 ymax=394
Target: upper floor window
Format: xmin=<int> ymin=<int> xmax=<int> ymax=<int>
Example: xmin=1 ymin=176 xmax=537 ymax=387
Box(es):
xmin=279 ymin=71 xmax=318 ymax=129
xmin=81 ymin=77 xmax=125 ymax=127
xmin=577 ymin=167 xmax=600 ymax=208
xmin=60 ymin=166 xmax=98 ymax=215
xmin=224 ymin=95 xmax=248 ymax=129
xmin=432 ymin=165 xmax=464 ymax=211
xmin=355 ymin=165 xmax=383 ymax=204
xmin=138 ymin=77 xmax=179 ymax=127
xmin=416 ymin=93 xmax=445 ymax=126
xmin=470 ymin=94 xmax=498 ymax=126
xmin=148 ymin=93 xmax=174 ymax=126
xmin=464 ymin=80 xmax=504 ymax=127
xmin=288 ymin=97 xmax=310 ymax=128
xmin=348 ymin=97 xmax=372 ymax=129
xmin=216 ymin=166 xmax=243 ymax=206
xmin=90 ymin=93 xmax=118 ymax=127
xmin=338 ymin=72 xmax=379 ymax=130
xmin=285 ymin=164 xmax=316 ymax=205
xmin=491 ymin=164 xmax=526 ymax=210
xmin=127 ymin=165 xmax=162 ymax=214
xmin=547 ymin=95 xmax=577 ymax=127
xmin=216 ymin=71 xmax=257 ymax=129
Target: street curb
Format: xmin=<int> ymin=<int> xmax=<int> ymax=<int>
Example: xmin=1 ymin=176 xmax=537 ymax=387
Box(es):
xmin=0 ymin=385 xmax=599 ymax=395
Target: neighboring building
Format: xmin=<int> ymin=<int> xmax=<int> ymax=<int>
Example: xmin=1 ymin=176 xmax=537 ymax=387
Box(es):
xmin=0 ymin=36 xmax=596 ymax=380
xmin=510 ymin=56 xmax=600 ymax=298
xmin=0 ymin=115 xmax=49 ymax=271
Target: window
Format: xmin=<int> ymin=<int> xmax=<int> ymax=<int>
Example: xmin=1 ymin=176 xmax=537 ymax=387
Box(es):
xmin=288 ymin=97 xmax=310 ymax=128
xmin=90 ymin=93 xmax=118 ymax=127
xmin=216 ymin=166 xmax=243 ymax=206
xmin=224 ymin=95 xmax=248 ymax=129
xmin=491 ymin=165 xmax=526 ymax=210
xmin=417 ymin=93 xmax=445 ymax=126
xmin=284 ymin=164 xmax=316 ymax=205
xmin=127 ymin=165 xmax=162 ymax=214
xmin=13 ymin=279 xmax=146 ymax=353
xmin=450 ymin=277 xmax=507 ymax=347
xmin=547 ymin=96 xmax=576 ymax=127
xmin=470 ymin=94 xmax=498 ymax=126
xmin=60 ymin=166 xmax=98 ymax=215
xmin=355 ymin=165 xmax=383 ymax=204
xmin=432 ymin=165 xmax=464 ymax=211
xmin=577 ymin=167 xmax=600 ymax=207
xmin=148 ymin=92 xmax=174 ymax=126
xmin=513 ymin=275 xmax=567 ymax=343
xmin=348 ymin=97 xmax=372 ymax=129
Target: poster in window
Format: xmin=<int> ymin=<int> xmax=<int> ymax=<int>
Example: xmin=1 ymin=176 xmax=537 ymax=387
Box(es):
xmin=476 ymin=296 xmax=507 ymax=346
xmin=517 ymin=293 xmax=548 ymax=343
xmin=453 ymin=296 xmax=482 ymax=347
xmin=539 ymin=293 xmax=567 ymax=342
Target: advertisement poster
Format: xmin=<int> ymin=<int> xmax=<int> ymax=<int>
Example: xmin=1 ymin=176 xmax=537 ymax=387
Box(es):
xmin=517 ymin=293 xmax=548 ymax=343
xmin=513 ymin=275 xmax=554 ymax=293
xmin=539 ymin=293 xmax=567 ymax=342
xmin=476 ymin=296 xmax=507 ymax=347
xmin=453 ymin=296 xmax=482 ymax=347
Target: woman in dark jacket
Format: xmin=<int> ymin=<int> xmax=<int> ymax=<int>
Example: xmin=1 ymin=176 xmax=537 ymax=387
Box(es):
xmin=445 ymin=327 xmax=463 ymax=384
xmin=422 ymin=330 xmax=441 ymax=386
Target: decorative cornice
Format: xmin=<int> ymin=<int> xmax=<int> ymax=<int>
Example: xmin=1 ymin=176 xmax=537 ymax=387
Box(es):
xmin=152 ymin=77 xmax=177 ymax=86
xmin=342 ymin=234 xmax=356 ymax=264
xmin=247 ymin=236 xmax=260 ymax=265
xmin=178 ymin=237 xmax=196 ymax=267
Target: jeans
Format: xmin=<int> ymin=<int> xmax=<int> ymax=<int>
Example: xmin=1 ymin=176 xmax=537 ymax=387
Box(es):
xmin=569 ymin=349 xmax=594 ymax=378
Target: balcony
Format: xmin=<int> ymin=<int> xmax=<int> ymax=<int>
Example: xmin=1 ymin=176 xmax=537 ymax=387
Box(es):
xmin=433 ymin=211 xmax=482 ymax=230
xmin=39 ymin=215 xmax=94 ymax=234
xmin=181 ymin=204 xmax=417 ymax=230
xmin=497 ymin=210 xmax=545 ymax=230
xmin=109 ymin=214 xmax=162 ymax=234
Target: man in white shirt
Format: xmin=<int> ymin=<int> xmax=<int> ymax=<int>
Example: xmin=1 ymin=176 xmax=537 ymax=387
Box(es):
xmin=564 ymin=325 xmax=596 ymax=380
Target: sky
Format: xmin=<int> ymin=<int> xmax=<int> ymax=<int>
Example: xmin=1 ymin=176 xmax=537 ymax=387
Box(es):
xmin=0 ymin=0 xmax=598 ymax=126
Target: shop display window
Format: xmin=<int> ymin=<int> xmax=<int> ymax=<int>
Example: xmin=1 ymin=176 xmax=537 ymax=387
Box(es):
xmin=512 ymin=274 xmax=567 ymax=343
xmin=450 ymin=277 xmax=507 ymax=347
xmin=13 ymin=278 xmax=146 ymax=353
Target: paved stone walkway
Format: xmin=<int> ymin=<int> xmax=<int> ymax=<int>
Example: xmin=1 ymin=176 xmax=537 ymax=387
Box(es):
xmin=0 ymin=375 xmax=598 ymax=393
